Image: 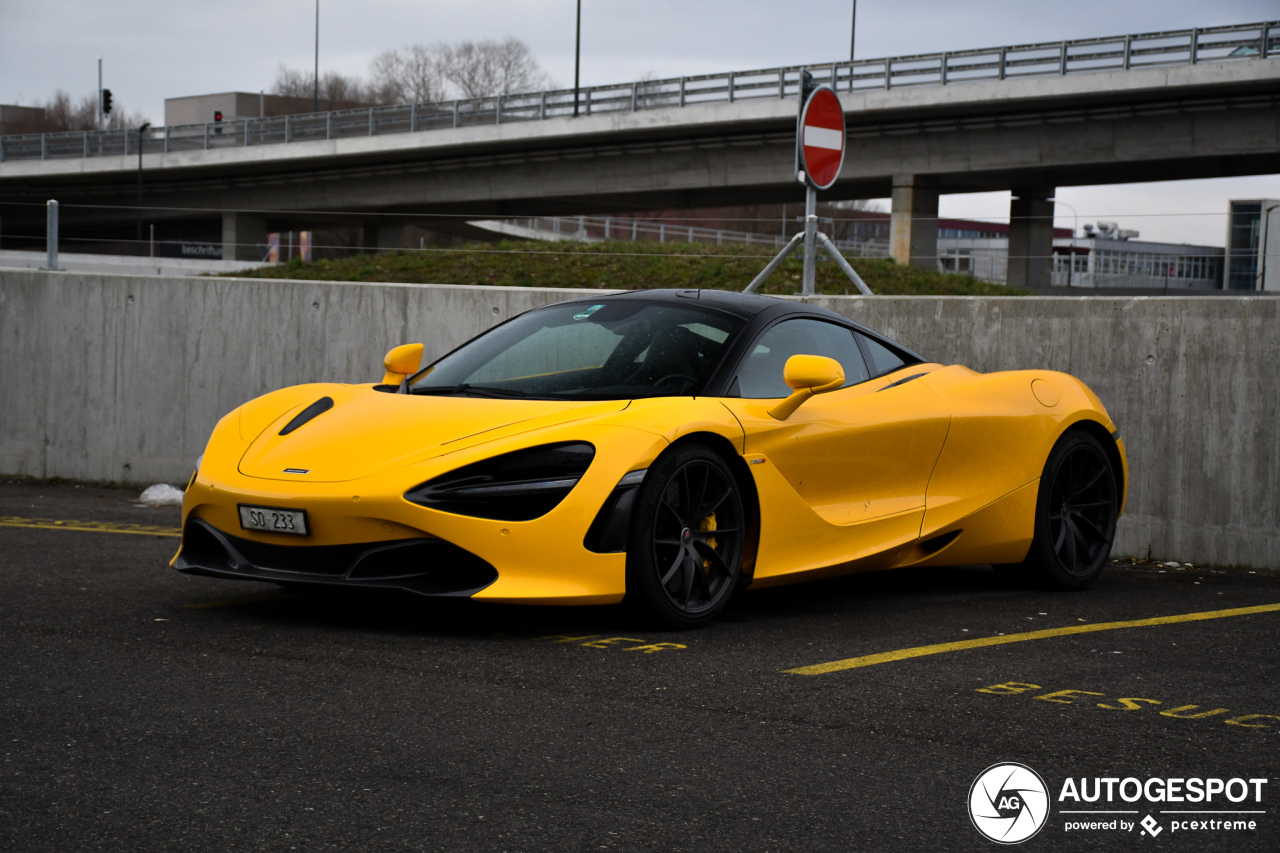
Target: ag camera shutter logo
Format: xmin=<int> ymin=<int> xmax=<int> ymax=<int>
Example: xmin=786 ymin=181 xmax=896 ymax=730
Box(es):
xmin=969 ymin=763 xmax=1050 ymax=844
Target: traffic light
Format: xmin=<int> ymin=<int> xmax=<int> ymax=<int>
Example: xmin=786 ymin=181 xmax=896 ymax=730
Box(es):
xmin=798 ymin=69 xmax=817 ymax=103
xmin=214 ymin=110 xmax=222 ymax=122
xmin=214 ymin=110 xmax=223 ymax=135
xmin=102 ymin=89 xmax=113 ymax=115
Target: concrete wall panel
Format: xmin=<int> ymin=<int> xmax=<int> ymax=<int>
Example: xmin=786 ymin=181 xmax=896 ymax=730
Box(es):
xmin=811 ymin=294 xmax=1280 ymax=568
xmin=3 ymin=269 xmax=1277 ymax=569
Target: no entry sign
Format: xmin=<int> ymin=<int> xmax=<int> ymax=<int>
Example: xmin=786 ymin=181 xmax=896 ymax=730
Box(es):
xmin=798 ymin=86 xmax=846 ymax=190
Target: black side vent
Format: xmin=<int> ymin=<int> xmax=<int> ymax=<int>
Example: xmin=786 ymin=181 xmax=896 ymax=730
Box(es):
xmin=878 ymin=372 xmax=927 ymax=392
xmin=920 ymin=529 xmax=961 ymax=554
xmin=279 ymin=397 xmax=334 ymax=436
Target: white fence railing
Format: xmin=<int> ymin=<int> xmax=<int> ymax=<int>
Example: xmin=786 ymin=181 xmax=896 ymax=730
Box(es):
xmin=497 ymin=215 xmax=890 ymax=259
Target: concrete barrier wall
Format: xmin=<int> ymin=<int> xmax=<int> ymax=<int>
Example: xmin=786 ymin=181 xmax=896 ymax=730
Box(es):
xmin=2 ymin=270 xmax=1277 ymax=569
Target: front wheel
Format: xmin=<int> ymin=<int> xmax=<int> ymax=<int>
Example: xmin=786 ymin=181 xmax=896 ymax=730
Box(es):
xmin=625 ymin=445 xmax=746 ymax=628
xmin=1013 ymin=430 xmax=1119 ymax=590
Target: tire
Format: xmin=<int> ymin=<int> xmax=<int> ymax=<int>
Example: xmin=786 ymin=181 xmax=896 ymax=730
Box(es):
xmin=1014 ymin=429 xmax=1119 ymax=590
xmin=625 ymin=444 xmax=746 ymax=628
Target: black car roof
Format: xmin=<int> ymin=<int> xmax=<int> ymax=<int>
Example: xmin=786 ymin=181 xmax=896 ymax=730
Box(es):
xmin=558 ymin=288 xmax=851 ymax=323
xmin=554 ymin=289 xmax=921 ymax=354
xmin=549 ymin=289 xmax=928 ymax=390
xmin=415 ymin=288 xmax=928 ymax=395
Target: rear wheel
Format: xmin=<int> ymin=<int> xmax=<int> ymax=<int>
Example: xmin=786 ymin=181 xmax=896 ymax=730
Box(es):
xmin=1013 ymin=430 xmax=1119 ymax=590
xmin=625 ymin=445 xmax=745 ymax=628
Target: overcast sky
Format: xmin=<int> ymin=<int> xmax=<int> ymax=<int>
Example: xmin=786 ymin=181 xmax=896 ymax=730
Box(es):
xmin=2 ymin=0 xmax=1277 ymax=245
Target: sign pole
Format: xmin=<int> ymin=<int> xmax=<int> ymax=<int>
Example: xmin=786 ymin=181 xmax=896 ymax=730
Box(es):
xmin=802 ymin=183 xmax=817 ymax=294
xmin=746 ymin=82 xmax=872 ymax=297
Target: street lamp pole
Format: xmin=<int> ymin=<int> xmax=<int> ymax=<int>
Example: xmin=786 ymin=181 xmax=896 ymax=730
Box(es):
xmin=850 ymin=0 xmax=857 ymax=62
xmin=136 ymin=121 xmax=150 ymax=255
xmin=573 ymin=0 xmax=581 ymax=117
xmin=313 ymin=0 xmax=320 ymax=113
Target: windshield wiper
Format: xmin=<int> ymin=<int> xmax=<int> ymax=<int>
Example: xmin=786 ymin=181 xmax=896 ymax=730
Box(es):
xmin=412 ymin=383 xmax=527 ymax=399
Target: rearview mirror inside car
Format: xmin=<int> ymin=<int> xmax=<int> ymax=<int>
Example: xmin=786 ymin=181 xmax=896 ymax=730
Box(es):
xmin=382 ymin=343 xmax=425 ymax=386
xmin=767 ymin=354 xmax=845 ymax=420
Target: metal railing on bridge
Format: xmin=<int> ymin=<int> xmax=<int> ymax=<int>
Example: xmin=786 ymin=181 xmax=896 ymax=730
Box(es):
xmin=1 ymin=20 xmax=1276 ymax=164
xmin=486 ymin=215 xmax=891 ymax=259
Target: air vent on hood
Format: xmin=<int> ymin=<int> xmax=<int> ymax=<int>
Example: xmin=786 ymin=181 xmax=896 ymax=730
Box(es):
xmin=279 ymin=397 xmax=334 ymax=436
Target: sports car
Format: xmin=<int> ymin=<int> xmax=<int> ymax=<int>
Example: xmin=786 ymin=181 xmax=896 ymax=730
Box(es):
xmin=174 ymin=289 xmax=1127 ymax=626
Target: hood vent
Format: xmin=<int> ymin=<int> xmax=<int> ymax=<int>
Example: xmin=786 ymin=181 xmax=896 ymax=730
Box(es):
xmin=279 ymin=397 xmax=334 ymax=436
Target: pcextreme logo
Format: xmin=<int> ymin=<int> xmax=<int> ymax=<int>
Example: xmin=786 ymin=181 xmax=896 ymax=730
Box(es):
xmin=969 ymin=764 xmax=1269 ymax=843
xmin=969 ymin=763 xmax=1051 ymax=844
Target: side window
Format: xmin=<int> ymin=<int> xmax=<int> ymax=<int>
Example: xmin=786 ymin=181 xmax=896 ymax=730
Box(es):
xmin=857 ymin=333 xmax=907 ymax=377
xmin=734 ymin=319 xmax=870 ymax=399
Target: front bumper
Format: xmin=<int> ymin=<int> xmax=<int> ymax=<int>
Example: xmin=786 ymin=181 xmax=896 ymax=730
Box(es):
xmin=174 ymin=518 xmax=498 ymax=596
xmin=175 ymin=423 xmax=671 ymax=604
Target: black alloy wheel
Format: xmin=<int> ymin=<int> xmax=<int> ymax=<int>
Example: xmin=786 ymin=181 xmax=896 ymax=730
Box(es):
xmin=1016 ymin=430 xmax=1119 ymax=590
xmin=626 ymin=444 xmax=746 ymax=627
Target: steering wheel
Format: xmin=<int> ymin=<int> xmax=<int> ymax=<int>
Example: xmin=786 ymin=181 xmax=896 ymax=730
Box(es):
xmin=654 ymin=373 xmax=698 ymax=391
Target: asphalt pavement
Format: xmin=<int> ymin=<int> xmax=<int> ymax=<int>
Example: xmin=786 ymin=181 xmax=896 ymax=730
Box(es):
xmin=1 ymin=481 xmax=1277 ymax=852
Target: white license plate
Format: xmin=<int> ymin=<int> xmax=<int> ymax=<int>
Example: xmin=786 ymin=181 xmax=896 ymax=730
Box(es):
xmin=238 ymin=505 xmax=309 ymax=536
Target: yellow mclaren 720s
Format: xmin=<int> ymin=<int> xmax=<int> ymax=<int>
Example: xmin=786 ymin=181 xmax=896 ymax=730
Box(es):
xmin=175 ymin=289 xmax=1127 ymax=626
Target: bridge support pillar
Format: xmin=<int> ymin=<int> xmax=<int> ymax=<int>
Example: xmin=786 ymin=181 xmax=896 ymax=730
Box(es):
xmin=890 ymin=174 xmax=938 ymax=270
xmin=363 ymin=222 xmax=406 ymax=251
xmin=1007 ymin=188 xmax=1055 ymax=290
xmin=221 ymin=212 xmax=268 ymax=262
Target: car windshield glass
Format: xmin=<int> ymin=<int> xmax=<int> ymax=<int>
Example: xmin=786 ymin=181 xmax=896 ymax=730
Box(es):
xmin=411 ymin=300 xmax=742 ymax=400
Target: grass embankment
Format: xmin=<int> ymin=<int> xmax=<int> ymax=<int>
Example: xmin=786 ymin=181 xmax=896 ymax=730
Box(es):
xmin=231 ymin=239 xmax=1026 ymax=296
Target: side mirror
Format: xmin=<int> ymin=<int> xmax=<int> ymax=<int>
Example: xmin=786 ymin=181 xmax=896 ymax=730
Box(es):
xmin=767 ymin=354 xmax=844 ymax=420
xmin=382 ymin=343 xmax=424 ymax=386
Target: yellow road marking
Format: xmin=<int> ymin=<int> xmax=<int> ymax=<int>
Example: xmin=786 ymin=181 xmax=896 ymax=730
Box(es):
xmin=0 ymin=515 xmax=180 ymax=537
xmin=183 ymin=592 xmax=302 ymax=609
xmin=536 ymin=634 xmax=687 ymax=654
xmin=784 ymin=602 xmax=1280 ymax=676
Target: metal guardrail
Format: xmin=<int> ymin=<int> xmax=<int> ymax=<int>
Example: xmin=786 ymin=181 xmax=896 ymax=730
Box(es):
xmin=501 ymin=215 xmax=891 ymax=259
xmin=1 ymin=21 xmax=1276 ymax=164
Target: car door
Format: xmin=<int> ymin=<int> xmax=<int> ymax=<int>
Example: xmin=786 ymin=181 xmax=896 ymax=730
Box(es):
xmin=718 ymin=318 xmax=951 ymax=578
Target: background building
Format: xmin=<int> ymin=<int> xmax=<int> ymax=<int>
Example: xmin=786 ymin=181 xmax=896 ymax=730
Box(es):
xmin=0 ymin=105 xmax=46 ymax=136
xmin=1225 ymin=199 xmax=1280 ymax=292
xmin=163 ymin=92 xmax=369 ymax=126
xmin=934 ymin=218 xmax=1071 ymax=285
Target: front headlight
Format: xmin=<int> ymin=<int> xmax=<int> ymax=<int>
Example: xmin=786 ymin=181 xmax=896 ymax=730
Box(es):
xmin=404 ymin=442 xmax=595 ymax=521
xmin=186 ymin=454 xmax=206 ymax=492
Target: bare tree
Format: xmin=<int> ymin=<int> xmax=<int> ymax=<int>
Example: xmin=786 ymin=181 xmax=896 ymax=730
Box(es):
xmin=369 ymin=44 xmax=444 ymax=104
xmin=271 ymin=65 xmax=311 ymax=100
xmin=826 ymin=199 xmax=888 ymax=244
xmin=24 ymin=90 xmax=149 ymax=132
xmin=319 ymin=70 xmax=368 ymax=107
xmin=40 ymin=91 xmax=97 ymax=130
xmin=271 ymin=35 xmax=552 ymax=111
xmin=271 ymin=65 xmax=371 ymax=110
xmin=435 ymin=37 xmax=552 ymax=99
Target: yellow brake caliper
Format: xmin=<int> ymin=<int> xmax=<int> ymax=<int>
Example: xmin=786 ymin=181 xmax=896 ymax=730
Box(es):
xmin=698 ymin=512 xmax=717 ymax=570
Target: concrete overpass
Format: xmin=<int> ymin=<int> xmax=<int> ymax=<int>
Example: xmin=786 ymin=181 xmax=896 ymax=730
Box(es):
xmin=1 ymin=21 xmax=1278 ymax=286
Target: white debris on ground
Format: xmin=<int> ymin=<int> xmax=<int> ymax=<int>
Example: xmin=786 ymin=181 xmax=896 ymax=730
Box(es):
xmin=137 ymin=484 xmax=185 ymax=506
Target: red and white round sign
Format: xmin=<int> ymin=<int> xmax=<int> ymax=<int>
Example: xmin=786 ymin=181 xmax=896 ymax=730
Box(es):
xmin=799 ymin=86 xmax=846 ymax=190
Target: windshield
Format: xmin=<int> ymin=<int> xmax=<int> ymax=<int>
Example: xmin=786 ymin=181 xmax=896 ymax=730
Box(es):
xmin=411 ymin=300 xmax=743 ymax=400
